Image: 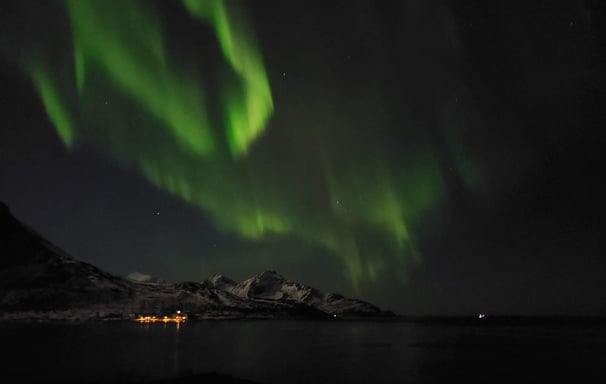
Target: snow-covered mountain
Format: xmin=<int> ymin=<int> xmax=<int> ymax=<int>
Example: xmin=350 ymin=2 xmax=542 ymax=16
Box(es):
xmin=208 ymin=270 xmax=384 ymax=316
xmin=0 ymin=202 xmax=394 ymax=320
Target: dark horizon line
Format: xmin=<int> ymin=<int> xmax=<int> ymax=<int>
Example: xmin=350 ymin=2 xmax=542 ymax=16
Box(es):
xmin=381 ymin=314 xmax=606 ymax=325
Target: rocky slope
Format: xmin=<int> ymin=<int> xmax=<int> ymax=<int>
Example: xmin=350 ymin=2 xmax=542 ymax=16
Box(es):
xmin=0 ymin=202 xmax=393 ymax=320
xmin=206 ymin=270 xmax=385 ymax=316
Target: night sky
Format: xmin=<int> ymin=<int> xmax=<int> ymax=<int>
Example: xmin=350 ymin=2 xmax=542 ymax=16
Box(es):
xmin=1 ymin=0 xmax=605 ymax=316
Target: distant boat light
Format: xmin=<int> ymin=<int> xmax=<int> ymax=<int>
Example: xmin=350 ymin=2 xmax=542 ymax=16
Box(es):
xmin=478 ymin=313 xmax=486 ymax=319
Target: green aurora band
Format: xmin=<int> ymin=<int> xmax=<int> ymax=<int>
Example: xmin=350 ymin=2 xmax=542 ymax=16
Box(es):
xmin=183 ymin=0 xmax=274 ymax=156
xmin=3 ymin=0 xmax=481 ymax=287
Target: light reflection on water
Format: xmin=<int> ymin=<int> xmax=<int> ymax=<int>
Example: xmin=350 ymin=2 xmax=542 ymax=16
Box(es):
xmin=1 ymin=320 xmax=605 ymax=383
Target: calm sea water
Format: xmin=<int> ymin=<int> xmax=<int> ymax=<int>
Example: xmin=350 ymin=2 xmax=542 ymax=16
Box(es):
xmin=2 ymin=320 xmax=605 ymax=383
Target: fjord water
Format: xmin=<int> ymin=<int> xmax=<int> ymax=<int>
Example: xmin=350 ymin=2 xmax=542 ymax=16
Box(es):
xmin=2 ymin=320 xmax=605 ymax=383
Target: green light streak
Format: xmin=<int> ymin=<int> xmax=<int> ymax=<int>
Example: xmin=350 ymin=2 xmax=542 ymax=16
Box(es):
xmin=319 ymin=156 xmax=445 ymax=283
xmin=66 ymin=0 xmax=215 ymax=156
xmin=30 ymin=66 xmax=74 ymax=148
xmin=183 ymin=0 xmax=273 ymax=156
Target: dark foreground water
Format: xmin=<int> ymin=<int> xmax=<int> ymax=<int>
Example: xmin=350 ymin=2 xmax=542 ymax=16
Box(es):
xmin=2 ymin=320 xmax=606 ymax=383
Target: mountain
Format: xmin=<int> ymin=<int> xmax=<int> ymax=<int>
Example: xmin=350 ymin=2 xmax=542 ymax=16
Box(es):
xmin=0 ymin=202 xmax=394 ymax=320
xmin=209 ymin=270 xmax=385 ymax=316
xmin=0 ymin=202 xmax=133 ymax=317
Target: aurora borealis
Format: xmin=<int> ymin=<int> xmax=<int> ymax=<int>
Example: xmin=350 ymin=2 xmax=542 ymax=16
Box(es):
xmin=7 ymin=0 xmax=446 ymax=285
xmin=1 ymin=0 xmax=605 ymax=314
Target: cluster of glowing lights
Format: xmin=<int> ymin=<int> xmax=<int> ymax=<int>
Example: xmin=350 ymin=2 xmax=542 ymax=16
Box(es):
xmin=135 ymin=310 xmax=187 ymax=323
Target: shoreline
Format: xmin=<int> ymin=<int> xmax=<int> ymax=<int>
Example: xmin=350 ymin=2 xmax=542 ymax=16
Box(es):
xmin=3 ymin=313 xmax=606 ymax=326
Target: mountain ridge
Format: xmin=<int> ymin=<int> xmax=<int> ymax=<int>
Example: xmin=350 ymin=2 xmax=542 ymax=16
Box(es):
xmin=0 ymin=202 xmax=394 ymax=321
